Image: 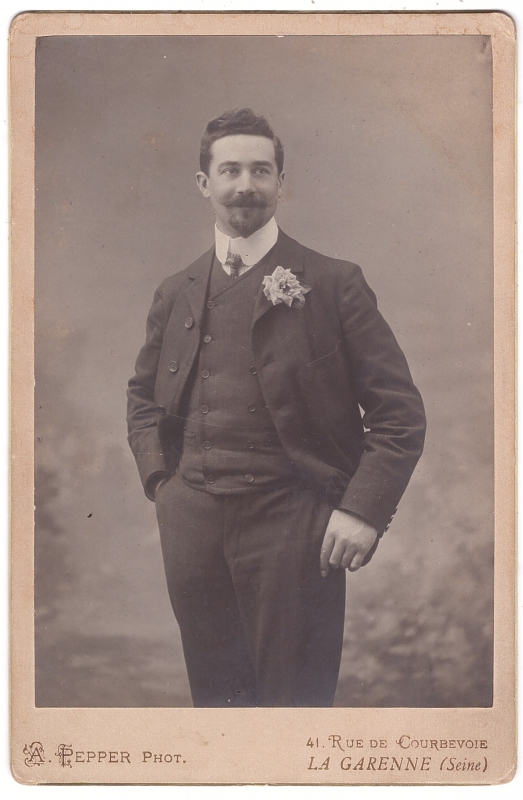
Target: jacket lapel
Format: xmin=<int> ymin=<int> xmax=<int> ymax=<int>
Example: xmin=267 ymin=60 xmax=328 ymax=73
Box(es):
xmin=252 ymin=229 xmax=305 ymax=326
xmin=183 ymin=230 xmax=305 ymax=327
xmin=183 ymin=246 xmax=214 ymax=325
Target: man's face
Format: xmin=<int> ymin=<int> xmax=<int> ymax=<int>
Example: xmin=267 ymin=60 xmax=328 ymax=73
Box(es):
xmin=196 ymin=134 xmax=284 ymax=238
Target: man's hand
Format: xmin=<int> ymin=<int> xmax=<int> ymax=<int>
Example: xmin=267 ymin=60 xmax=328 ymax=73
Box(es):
xmin=320 ymin=511 xmax=378 ymax=577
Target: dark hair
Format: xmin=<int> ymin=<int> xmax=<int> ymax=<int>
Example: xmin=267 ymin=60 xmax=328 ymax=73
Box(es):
xmin=199 ymin=108 xmax=284 ymax=175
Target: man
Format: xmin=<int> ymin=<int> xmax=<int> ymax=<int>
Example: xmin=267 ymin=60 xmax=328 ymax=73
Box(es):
xmin=127 ymin=108 xmax=426 ymax=708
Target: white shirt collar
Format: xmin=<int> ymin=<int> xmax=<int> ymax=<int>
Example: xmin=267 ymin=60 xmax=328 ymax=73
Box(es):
xmin=215 ymin=216 xmax=279 ymax=267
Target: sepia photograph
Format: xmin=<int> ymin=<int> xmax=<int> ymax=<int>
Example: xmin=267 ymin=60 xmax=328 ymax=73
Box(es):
xmin=9 ymin=10 xmax=515 ymax=785
xmin=34 ymin=29 xmax=491 ymax=710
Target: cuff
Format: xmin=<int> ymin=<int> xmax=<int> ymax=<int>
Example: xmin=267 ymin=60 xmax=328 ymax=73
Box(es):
xmin=145 ymin=470 xmax=172 ymax=501
xmin=335 ymin=507 xmax=379 ymax=534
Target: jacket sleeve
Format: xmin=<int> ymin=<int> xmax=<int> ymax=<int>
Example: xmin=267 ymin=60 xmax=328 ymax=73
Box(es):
xmin=127 ymin=285 xmax=174 ymax=493
xmin=336 ymin=264 xmax=426 ymax=534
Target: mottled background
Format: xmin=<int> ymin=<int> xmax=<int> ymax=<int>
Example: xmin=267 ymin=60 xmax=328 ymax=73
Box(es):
xmin=35 ymin=34 xmax=493 ymax=707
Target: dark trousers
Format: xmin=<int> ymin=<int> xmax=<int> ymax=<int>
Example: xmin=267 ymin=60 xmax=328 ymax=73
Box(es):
xmin=154 ymin=475 xmax=346 ymax=707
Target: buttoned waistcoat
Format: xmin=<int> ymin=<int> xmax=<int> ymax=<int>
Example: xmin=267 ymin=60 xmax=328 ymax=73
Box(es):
xmin=127 ymin=229 xmax=426 ymax=536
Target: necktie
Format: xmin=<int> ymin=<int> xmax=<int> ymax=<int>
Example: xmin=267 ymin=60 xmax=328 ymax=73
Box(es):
xmin=225 ymin=250 xmax=244 ymax=279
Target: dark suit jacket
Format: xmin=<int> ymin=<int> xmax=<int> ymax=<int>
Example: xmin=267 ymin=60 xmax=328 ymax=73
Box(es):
xmin=127 ymin=229 xmax=426 ymax=536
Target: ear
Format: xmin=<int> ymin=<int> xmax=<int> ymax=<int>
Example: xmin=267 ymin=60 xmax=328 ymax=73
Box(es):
xmin=277 ymin=171 xmax=285 ymax=199
xmin=196 ymin=172 xmax=211 ymax=198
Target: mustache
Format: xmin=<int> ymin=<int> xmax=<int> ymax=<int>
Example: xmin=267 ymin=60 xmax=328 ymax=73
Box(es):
xmin=225 ymin=197 xmax=268 ymax=209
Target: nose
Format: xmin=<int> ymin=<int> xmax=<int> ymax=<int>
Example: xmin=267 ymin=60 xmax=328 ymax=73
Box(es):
xmin=236 ymin=169 xmax=255 ymax=193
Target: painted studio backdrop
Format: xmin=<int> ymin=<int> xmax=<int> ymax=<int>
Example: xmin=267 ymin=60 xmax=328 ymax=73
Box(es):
xmin=34 ymin=35 xmax=493 ymax=707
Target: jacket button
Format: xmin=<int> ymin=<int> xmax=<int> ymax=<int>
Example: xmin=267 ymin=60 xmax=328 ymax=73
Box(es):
xmin=185 ymin=317 xmax=194 ymax=329
xmin=247 ymin=403 xmax=256 ymax=412
xmin=245 ymin=474 xmax=254 ymax=483
xmin=246 ymin=441 xmax=255 ymax=450
xmin=206 ymin=475 xmax=215 ymax=484
xmin=157 ymin=406 xmax=166 ymax=416
xmin=206 ymin=300 xmax=215 ymax=310
xmin=201 ymin=405 xmax=209 ymax=414
xmin=250 ymin=365 xmax=257 ymax=375
xmin=203 ymin=441 xmax=212 ymax=450
xmin=201 ymin=369 xmax=210 ymax=379
xmin=169 ymin=361 xmax=179 ymax=373
xmin=203 ymin=334 xmax=212 ymax=344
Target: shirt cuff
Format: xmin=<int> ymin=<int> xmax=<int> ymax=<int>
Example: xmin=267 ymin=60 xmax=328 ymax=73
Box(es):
xmin=335 ymin=506 xmax=380 ymax=535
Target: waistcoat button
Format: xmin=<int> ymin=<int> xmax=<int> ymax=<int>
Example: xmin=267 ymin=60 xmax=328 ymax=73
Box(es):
xmin=157 ymin=406 xmax=166 ymax=416
xmin=201 ymin=369 xmax=210 ymax=379
xmin=203 ymin=334 xmax=212 ymax=343
xmin=249 ymin=365 xmax=257 ymax=375
xmin=185 ymin=317 xmax=194 ymax=329
xmin=247 ymin=403 xmax=256 ymax=412
xmin=169 ymin=361 xmax=179 ymax=373
xmin=206 ymin=300 xmax=215 ymax=309
xmin=246 ymin=441 xmax=255 ymax=450
xmin=201 ymin=405 xmax=209 ymax=414
xmin=203 ymin=441 xmax=212 ymax=450
xmin=206 ymin=475 xmax=215 ymax=484
xmin=245 ymin=474 xmax=255 ymax=483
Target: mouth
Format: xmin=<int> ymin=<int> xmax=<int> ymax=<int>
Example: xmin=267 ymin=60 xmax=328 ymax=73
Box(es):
xmin=226 ymin=198 xmax=267 ymax=209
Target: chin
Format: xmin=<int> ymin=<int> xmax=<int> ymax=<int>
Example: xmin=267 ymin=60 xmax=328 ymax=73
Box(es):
xmin=231 ymin=222 xmax=260 ymax=238
xmin=227 ymin=209 xmax=265 ymax=238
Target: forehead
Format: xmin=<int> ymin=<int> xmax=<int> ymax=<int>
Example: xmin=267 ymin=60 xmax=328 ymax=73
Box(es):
xmin=209 ymin=135 xmax=277 ymax=167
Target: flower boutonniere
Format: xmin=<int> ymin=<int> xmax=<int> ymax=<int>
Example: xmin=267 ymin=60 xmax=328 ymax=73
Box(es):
xmin=262 ymin=266 xmax=311 ymax=309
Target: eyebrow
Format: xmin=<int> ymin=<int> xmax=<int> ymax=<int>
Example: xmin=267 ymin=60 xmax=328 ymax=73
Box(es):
xmin=217 ymin=160 xmax=274 ymax=168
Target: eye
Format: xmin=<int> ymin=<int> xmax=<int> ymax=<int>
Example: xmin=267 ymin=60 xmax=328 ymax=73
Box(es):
xmin=254 ymin=167 xmax=270 ymax=175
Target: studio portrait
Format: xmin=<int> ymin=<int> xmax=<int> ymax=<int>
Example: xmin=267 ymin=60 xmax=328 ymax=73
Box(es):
xmin=34 ymin=33 xmax=494 ymax=709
